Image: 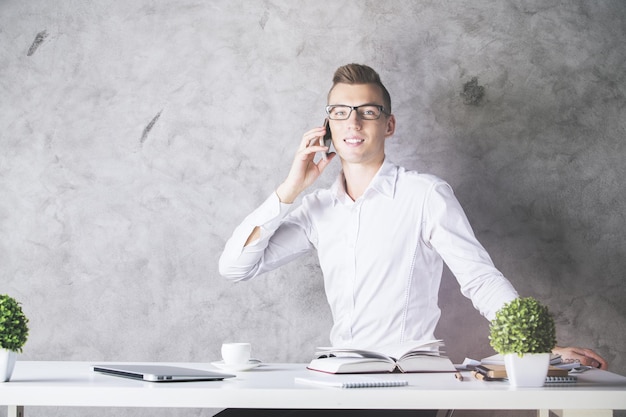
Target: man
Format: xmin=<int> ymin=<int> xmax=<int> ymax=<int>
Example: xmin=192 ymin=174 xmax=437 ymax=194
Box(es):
xmin=218 ymin=64 xmax=606 ymax=416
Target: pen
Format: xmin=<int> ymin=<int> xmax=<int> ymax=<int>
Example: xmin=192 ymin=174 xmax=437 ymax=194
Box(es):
xmin=455 ymin=372 xmax=464 ymax=382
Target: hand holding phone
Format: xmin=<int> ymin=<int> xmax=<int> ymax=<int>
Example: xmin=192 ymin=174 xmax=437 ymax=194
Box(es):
xmin=319 ymin=118 xmax=332 ymax=160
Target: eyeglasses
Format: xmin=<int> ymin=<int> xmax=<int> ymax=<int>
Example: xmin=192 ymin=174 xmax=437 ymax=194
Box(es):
xmin=325 ymin=104 xmax=389 ymax=120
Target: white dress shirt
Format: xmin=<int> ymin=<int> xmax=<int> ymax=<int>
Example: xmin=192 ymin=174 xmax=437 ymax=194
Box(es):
xmin=219 ymin=158 xmax=518 ymax=348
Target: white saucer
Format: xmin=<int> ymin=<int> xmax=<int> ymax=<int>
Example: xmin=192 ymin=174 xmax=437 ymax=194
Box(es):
xmin=211 ymin=359 xmax=262 ymax=372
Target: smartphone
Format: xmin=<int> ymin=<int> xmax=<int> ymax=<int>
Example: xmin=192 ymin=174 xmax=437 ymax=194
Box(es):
xmin=320 ymin=118 xmax=332 ymax=160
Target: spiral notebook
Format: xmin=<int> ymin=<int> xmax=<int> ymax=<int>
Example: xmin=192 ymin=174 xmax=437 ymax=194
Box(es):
xmin=295 ymin=376 xmax=408 ymax=388
xmin=545 ymin=375 xmax=577 ymax=384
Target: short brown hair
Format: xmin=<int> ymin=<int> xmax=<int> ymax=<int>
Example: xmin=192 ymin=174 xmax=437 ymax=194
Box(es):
xmin=328 ymin=63 xmax=392 ymax=113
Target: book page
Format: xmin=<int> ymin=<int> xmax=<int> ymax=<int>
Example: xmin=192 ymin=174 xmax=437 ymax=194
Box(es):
xmin=372 ymin=340 xmax=443 ymax=360
xmin=313 ymin=348 xmax=391 ymax=361
xmin=315 ymin=340 xmax=443 ymax=362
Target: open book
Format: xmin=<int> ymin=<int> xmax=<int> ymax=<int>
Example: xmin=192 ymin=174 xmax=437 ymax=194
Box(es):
xmin=307 ymin=340 xmax=456 ymax=374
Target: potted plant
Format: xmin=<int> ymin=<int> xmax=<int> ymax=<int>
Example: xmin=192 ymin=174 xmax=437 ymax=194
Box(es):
xmin=0 ymin=294 xmax=29 ymax=382
xmin=489 ymin=297 xmax=557 ymax=387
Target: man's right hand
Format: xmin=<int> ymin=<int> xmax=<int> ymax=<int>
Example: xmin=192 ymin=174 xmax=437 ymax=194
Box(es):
xmin=244 ymin=126 xmax=335 ymax=247
xmin=275 ymin=126 xmax=336 ymax=204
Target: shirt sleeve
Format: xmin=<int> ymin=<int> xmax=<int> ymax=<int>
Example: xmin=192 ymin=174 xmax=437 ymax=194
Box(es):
xmin=218 ymin=192 xmax=313 ymax=282
xmin=423 ymin=182 xmax=518 ymax=320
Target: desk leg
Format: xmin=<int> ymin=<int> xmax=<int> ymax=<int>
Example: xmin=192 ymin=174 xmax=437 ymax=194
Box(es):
xmin=8 ymin=406 xmax=24 ymax=417
xmin=540 ymin=410 xmax=612 ymax=417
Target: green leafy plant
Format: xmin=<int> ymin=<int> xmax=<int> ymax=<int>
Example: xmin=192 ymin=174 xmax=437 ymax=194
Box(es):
xmin=489 ymin=297 xmax=556 ymax=356
xmin=0 ymin=294 xmax=29 ymax=353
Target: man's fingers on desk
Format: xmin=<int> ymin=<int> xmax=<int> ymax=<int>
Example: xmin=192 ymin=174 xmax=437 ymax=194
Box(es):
xmin=579 ymin=350 xmax=608 ymax=370
xmin=583 ymin=358 xmax=605 ymax=369
xmin=554 ymin=346 xmax=609 ymax=370
xmin=567 ymin=355 xmax=605 ymax=370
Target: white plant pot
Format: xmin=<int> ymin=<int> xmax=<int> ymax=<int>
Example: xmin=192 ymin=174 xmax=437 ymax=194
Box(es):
xmin=504 ymin=352 xmax=550 ymax=387
xmin=0 ymin=349 xmax=17 ymax=382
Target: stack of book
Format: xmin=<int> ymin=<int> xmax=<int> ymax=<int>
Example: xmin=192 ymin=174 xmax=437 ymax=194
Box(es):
xmin=472 ymin=364 xmax=577 ymax=383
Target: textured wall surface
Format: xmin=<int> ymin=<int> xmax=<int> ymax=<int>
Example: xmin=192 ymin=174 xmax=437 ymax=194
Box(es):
xmin=1 ymin=1 xmax=625 ymax=416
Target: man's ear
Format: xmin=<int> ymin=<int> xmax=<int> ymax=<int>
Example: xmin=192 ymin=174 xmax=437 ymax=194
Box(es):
xmin=385 ymin=114 xmax=396 ymax=138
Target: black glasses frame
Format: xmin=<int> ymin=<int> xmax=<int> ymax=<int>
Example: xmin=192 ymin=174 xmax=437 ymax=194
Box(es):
xmin=325 ymin=104 xmax=390 ymax=120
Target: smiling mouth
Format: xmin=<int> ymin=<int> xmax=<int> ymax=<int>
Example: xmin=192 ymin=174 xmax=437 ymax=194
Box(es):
xmin=344 ymin=138 xmax=365 ymax=144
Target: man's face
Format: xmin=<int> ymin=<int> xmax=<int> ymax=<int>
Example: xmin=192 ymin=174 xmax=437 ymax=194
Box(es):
xmin=327 ymin=83 xmax=395 ymax=167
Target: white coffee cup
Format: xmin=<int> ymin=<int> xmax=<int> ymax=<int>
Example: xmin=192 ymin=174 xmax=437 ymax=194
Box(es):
xmin=221 ymin=342 xmax=251 ymax=365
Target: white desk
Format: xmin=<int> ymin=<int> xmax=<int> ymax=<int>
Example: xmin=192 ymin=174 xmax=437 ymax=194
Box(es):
xmin=2 ymin=361 xmax=626 ymax=417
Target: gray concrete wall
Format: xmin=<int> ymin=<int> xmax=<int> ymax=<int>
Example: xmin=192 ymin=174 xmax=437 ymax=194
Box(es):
xmin=1 ymin=1 xmax=625 ymax=416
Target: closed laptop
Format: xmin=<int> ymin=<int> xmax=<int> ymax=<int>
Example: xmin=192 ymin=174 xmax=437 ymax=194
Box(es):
xmin=93 ymin=364 xmax=235 ymax=382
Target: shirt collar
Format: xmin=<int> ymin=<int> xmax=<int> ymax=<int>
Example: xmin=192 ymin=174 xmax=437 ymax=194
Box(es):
xmin=330 ymin=157 xmax=398 ymax=205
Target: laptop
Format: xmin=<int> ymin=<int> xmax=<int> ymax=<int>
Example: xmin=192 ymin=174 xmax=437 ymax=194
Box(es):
xmin=92 ymin=364 xmax=236 ymax=382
